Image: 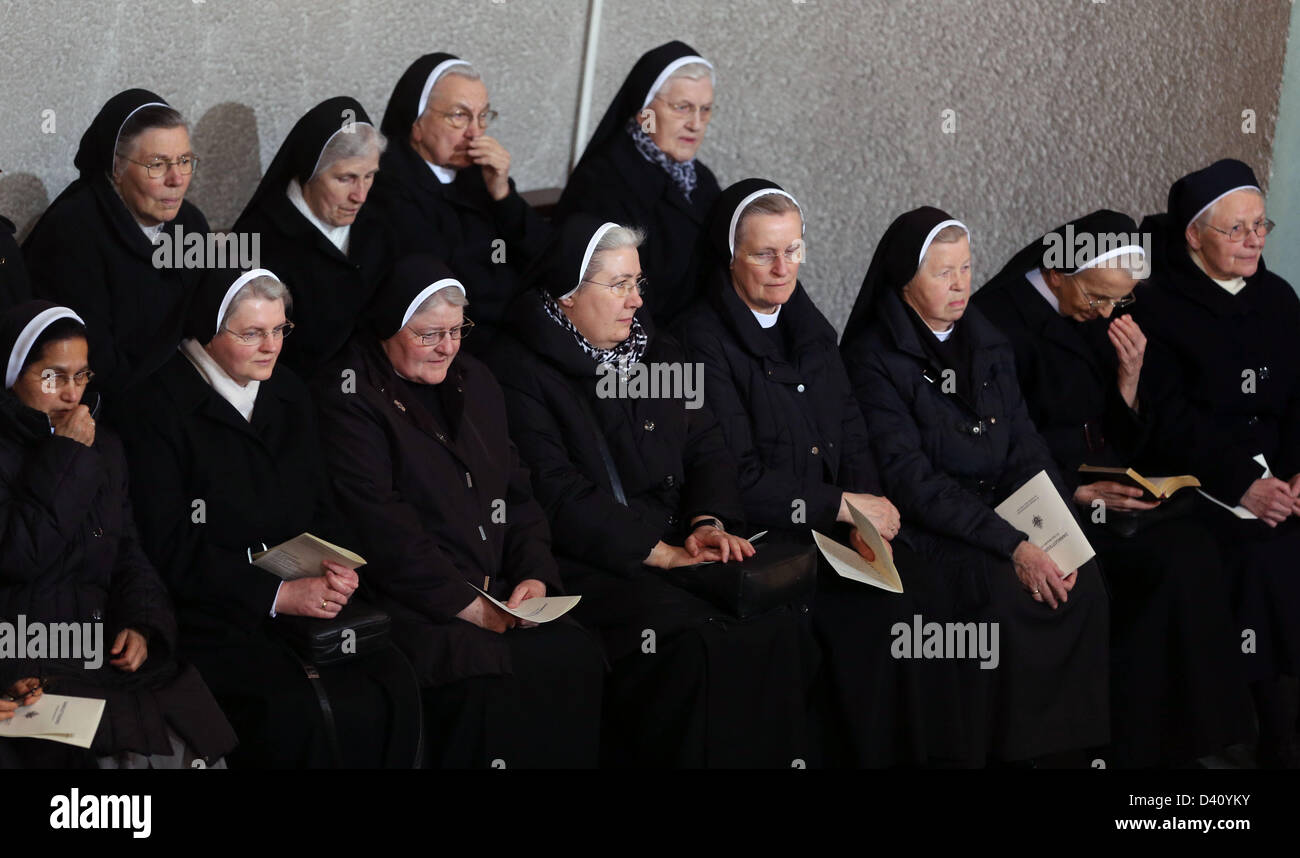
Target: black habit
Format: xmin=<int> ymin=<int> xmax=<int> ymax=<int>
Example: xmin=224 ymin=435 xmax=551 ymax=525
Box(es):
xmin=0 ymin=216 xmax=32 ymax=311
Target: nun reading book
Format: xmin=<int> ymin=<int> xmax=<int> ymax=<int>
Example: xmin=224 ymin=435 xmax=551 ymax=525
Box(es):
xmin=1133 ymin=159 xmax=1300 ymax=768
xmin=556 ymin=41 xmax=722 ymax=326
xmin=839 ymin=207 xmax=1110 ymax=766
xmin=23 ymin=89 xmax=210 ymax=399
xmin=233 ymin=97 xmax=395 ymax=381
xmin=976 ymin=210 xmax=1253 ymax=767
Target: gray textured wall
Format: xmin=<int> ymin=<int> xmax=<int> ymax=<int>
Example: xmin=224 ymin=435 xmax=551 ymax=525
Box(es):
xmin=1 ymin=0 xmax=1290 ymax=330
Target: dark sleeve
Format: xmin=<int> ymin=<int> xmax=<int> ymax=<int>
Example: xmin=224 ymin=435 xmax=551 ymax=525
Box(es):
xmin=680 ymin=325 xmax=842 ymax=531
xmin=497 ymin=431 xmax=564 ymax=594
xmin=314 ymin=386 xmax=479 ymax=623
xmin=0 ymin=228 xmax=32 ymax=310
xmin=490 ymin=178 xmax=554 ymax=271
xmin=828 ymin=348 xmax=884 ymax=496
xmin=993 ymin=357 xmax=1077 ymax=520
xmin=0 ymin=435 xmax=103 ymax=582
xmin=678 ymin=399 xmax=745 ymax=532
xmin=852 ymin=347 xmax=1027 ymax=559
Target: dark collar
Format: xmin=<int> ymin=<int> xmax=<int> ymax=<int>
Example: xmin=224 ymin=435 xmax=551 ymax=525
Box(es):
xmin=607 ymin=131 xmax=706 ymax=223
xmin=1002 ymin=270 xmax=1102 ymax=370
xmin=709 ymin=271 xmax=835 ymax=364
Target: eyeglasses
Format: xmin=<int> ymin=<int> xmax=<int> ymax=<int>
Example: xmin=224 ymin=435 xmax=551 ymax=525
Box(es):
xmin=126 ymin=155 xmax=199 ymax=178
xmin=653 ymin=98 xmax=715 ymax=122
xmin=581 ymin=275 xmax=647 ymax=298
xmin=1204 ymin=218 xmax=1275 ymax=243
xmin=742 ymin=245 xmax=805 ymax=267
xmin=431 ymin=109 xmax=499 ymax=130
xmin=1074 ymin=280 xmax=1136 ymax=311
xmin=36 ymin=368 xmax=94 ymax=392
xmin=223 ymin=322 xmax=295 ymax=345
xmin=407 ymin=318 xmax=475 ymax=347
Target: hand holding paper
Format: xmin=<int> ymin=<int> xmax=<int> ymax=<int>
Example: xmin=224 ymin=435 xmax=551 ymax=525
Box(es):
xmin=813 ymin=502 xmax=904 ymax=593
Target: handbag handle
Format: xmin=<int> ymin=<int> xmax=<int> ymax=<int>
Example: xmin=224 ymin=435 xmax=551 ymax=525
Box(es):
xmin=567 ymin=376 xmax=628 ymax=507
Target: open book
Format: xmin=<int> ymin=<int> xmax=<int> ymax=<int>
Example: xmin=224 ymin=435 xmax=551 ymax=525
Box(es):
xmin=469 ymin=582 xmax=581 ymax=624
xmin=812 ymin=502 xmax=903 ymax=593
xmin=996 ymin=470 xmax=1095 ymax=575
xmin=1077 ymin=465 xmax=1201 ymax=500
xmin=252 ymin=533 xmax=367 ymax=581
xmin=0 ymin=694 xmax=105 ymax=749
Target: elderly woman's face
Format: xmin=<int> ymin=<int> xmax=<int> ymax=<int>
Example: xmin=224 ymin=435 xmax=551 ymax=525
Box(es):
xmin=205 ymin=297 xmax=288 ymax=386
xmin=303 ymin=153 xmax=380 ymax=228
xmin=561 ymin=247 xmax=644 ymax=350
xmin=730 ymin=211 xmax=803 ymax=314
xmin=647 ymin=76 xmax=714 ymax=163
xmin=1048 ymin=263 xmax=1140 ymax=323
xmin=1186 ymin=189 xmax=1267 ymax=280
xmin=12 ymin=337 xmax=89 ymax=419
xmin=382 ymin=301 xmax=463 ymax=385
xmin=902 ymin=236 xmax=971 ymax=331
xmin=412 ymin=75 xmax=490 ymax=169
xmin=113 ymin=126 xmax=193 ymax=226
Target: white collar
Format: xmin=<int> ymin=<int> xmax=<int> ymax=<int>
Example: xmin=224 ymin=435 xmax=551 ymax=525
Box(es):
xmin=140 ymin=222 xmax=165 ymax=243
xmin=425 ymin=160 xmax=456 ymax=185
xmin=751 ymin=305 xmax=782 ymax=328
xmin=1024 ymin=267 xmax=1061 ymax=313
xmin=286 ymin=179 xmax=351 ymax=254
xmin=179 ymin=338 xmax=260 ymax=422
xmin=1189 ymin=249 xmax=1248 ymax=296
xmin=931 ymin=325 xmax=954 ymax=342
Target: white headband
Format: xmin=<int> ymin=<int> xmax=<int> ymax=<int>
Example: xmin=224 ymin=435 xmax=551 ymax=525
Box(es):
xmin=918 ymin=219 xmax=970 ymax=266
xmin=215 ymin=268 xmax=281 ymax=339
xmin=1072 ymin=245 xmax=1146 ymax=274
xmin=308 ymin=121 xmax=377 ymax=181
xmin=562 ymin=223 xmax=620 ymax=300
xmin=113 ymin=100 xmax=168 ymax=162
xmin=1187 ymin=185 xmax=1263 ymax=231
xmin=728 ymin=189 xmax=803 ymax=257
xmin=417 ymin=59 xmax=474 ymax=122
xmin=6 ymin=307 xmax=86 ymax=389
xmin=402 ymin=278 xmax=467 ymax=328
xmin=643 ymin=55 xmax=714 ymax=109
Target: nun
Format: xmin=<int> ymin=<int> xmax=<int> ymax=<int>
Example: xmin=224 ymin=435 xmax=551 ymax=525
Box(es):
xmin=1133 ymin=159 xmax=1300 ymax=768
xmin=233 ymin=97 xmax=394 ymax=381
xmin=676 ymin=180 xmax=971 ymax=767
xmin=0 ymin=301 xmax=236 ymax=768
xmin=556 ymin=41 xmax=721 ymax=326
xmin=838 ymin=207 xmax=1111 ymax=765
xmin=368 ymin=53 xmax=552 ymax=350
xmin=975 ymin=210 xmax=1253 ymax=767
xmin=487 ymin=214 xmax=817 ymax=767
xmin=23 ymin=89 xmax=209 ymax=398
xmin=313 ymin=255 xmax=604 ymax=769
xmin=1 ymin=213 xmax=32 ymax=310
xmin=116 ymin=268 xmax=419 ymax=768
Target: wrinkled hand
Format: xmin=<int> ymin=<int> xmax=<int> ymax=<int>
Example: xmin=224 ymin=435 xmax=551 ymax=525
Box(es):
xmin=1241 ymin=477 xmax=1295 ymax=527
xmin=1012 ymin=540 xmax=1075 ymax=609
xmin=505 ymin=578 xmax=547 ymax=628
xmin=838 ymin=493 xmax=900 ymax=540
xmin=685 ymin=526 xmax=755 ymax=564
xmin=52 ymin=404 xmax=96 ymax=447
xmin=0 ymin=678 xmax=43 ymax=720
xmin=456 ymin=595 xmax=516 ymax=633
xmin=1073 ymin=480 xmax=1161 ymax=512
xmin=1109 ymin=315 xmax=1146 ymax=410
xmin=275 ymin=568 xmax=354 ymax=618
xmin=109 ymin=628 xmax=148 ymax=672
xmin=645 ymin=540 xmax=719 ymax=569
xmin=468 ymin=136 xmax=511 ymax=201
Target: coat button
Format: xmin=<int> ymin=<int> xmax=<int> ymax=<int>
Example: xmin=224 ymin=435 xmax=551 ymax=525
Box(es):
xmin=92 ymin=527 xmax=104 ymax=538
xmin=989 ymin=417 xmax=997 ymax=424
xmin=810 ymin=446 xmax=820 ymax=455
xmin=796 ymin=384 xmax=805 ymax=392
xmin=664 ymin=475 xmax=676 ymax=487
xmin=667 ymin=514 xmax=679 ymax=527
xmin=767 ymin=369 xmax=774 ymax=376
xmin=1260 ymin=366 xmax=1271 ymax=380
xmin=972 ymin=425 xmax=982 ymax=434
xmin=91 ymin=608 xmax=103 ymax=621
xmin=1246 ymin=416 xmax=1259 ymax=426
xmin=643 ymin=420 xmax=655 ymax=431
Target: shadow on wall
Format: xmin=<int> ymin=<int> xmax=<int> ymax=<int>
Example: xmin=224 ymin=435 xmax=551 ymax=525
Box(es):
xmin=187 ymin=102 xmax=262 ymax=232
xmin=0 ymin=173 xmax=51 ymax=241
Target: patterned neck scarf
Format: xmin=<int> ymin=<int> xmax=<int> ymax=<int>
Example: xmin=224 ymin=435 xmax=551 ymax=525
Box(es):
xmin=626 ymin=115 xmax=697 ymax=201
xmin=541 ymin=291 xmax=649 ymax=378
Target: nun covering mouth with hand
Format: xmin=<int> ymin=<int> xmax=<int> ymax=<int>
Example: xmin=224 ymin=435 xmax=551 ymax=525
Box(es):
xmin=368 ymin=52 xmax=553 ymax=351
xmin=1133 ymin=158 xmax=1300 ymax=768
xmin=0 ymin=300 xmax=238 ymax=769
xmin=233 ymin=96 xmax=395 ymax=381
xmin=23 ymin=89 xmax=210 ymax=399
xmin=976 ymin=209 xmax=1255 ymax=767
xmin=314 ymin=254 xmax=604 ymax=769
xmin=116 ymin=267 xmax=420 ymax=769
xmin=840 ymin=206 xmax=1111 ymax=765
xmin=556 ymin=41 xmax=722 ymax=326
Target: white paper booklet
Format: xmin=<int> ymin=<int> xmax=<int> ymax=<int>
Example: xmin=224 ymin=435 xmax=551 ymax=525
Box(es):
xmin=994 ymin=469 xmax=1095 ymax=576
xmin=0 ymin=694 xmax=106 ymax=749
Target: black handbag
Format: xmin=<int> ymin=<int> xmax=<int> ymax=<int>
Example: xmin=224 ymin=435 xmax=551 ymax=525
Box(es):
xmin=274 ymin=598 xmax=393 ymax=665
xmin=1098 ymin=488 xmax=1198 ymax=538
xmin=568 ymin=378 xmax=815 ymax=618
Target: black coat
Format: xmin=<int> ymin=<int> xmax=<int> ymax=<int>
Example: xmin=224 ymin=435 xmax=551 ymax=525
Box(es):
xmin=0 ymin=390 xmax=235 ymax=760
xmin=841 ymin=289 xmax=1064 ymax=560
xmin=367 ymin=144 xmax=550 ymax=338
xmin=0 ymin=216 xmax=31 ymax=311
xmin=1132 ymin=217 xmax=1300 ymax=503
xmin=232 ymin=191 xmax=394 ymax=381
xmin=974 ymin=268 xmax=1150 ymax=490
xmin=22 ymin=178 xmax=210 ymax=396
xmin=557 ymin=132 xmax=720 ymax=325
xmin=675 ymin=281 xmax=879 ymax=537
xmin=313 ymin=336 xmax=563 ymax=686
xmin=488 ymin=290 xmax=743 ymax=577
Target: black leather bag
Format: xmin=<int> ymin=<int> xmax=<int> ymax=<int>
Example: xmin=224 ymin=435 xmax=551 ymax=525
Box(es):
xmin=659 ymin=542 xmax=817 ymax=619
xmin=274 ymin=599 xmax=393 ymax=665
xmin=1100 ymin=488 xmax=1198 ymax=538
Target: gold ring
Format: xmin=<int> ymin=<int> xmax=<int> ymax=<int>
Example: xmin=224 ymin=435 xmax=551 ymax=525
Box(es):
xmin=321 ymin=598 xmax=329 ymax=609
